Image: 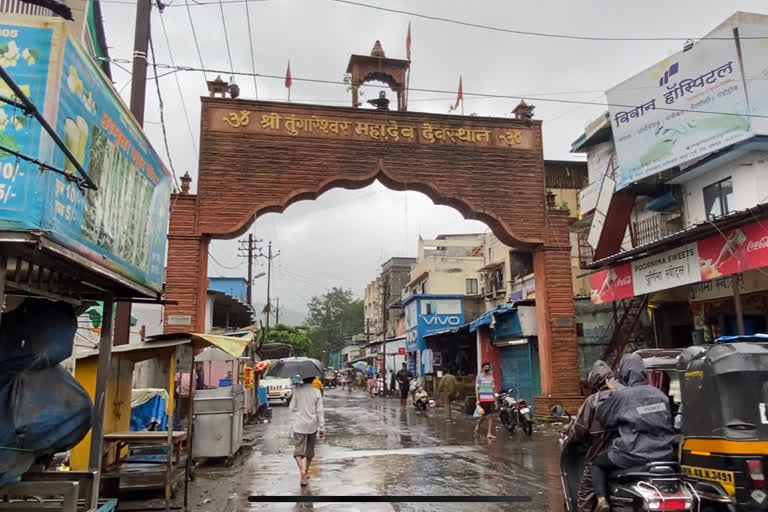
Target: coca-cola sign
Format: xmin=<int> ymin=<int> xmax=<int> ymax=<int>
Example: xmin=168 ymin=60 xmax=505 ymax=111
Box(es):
xmin=591 ymin=218 xmax=768 ymax=304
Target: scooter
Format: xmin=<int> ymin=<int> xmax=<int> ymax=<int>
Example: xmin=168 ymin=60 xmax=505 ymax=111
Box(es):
xmin=498 ymin=390 xmax=534 ymax=436
xmin=551 ymin=404 xmax=695 ymax=512
xmin=412 ymin=382 xmax=429 ymax=411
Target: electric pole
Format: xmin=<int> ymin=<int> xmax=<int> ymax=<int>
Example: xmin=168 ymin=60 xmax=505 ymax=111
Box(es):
xmin=238 ymin=234 xmax=262 ymax=307
xmin=114 ymin=0 xmax=152 ymax=347
xmin=257 ymin=241 xmax=280 ymax=331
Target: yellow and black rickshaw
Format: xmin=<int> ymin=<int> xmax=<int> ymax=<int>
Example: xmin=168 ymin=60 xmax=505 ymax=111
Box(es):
xmin=673 ymin=338 xmax=768 ymax=511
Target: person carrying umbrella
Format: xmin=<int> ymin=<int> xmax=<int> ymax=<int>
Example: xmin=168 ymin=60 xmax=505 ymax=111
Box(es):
xmin=267 ymin=358 xmax=326 ymax=486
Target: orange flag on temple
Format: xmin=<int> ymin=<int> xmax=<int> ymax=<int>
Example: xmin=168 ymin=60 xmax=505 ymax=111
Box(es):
xmin=450 ymin=76 xmax=463 ymax=112
xmin=285 ymin=60 xmax=292 ymax=89
xmin=406 ymin=22 xmax=412 ymax=60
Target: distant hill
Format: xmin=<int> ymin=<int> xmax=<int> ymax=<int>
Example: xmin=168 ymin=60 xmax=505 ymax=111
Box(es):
xmin=252 ymin=302 xmax=307 ymax=327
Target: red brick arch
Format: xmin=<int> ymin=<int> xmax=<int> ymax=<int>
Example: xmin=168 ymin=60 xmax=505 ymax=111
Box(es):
xmin=165 ymin=97 xmax=582 ymax=405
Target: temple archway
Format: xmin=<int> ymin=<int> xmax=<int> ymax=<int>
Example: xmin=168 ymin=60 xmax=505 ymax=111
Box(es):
xmin=164 ymin=50 xmax=582 ymax=408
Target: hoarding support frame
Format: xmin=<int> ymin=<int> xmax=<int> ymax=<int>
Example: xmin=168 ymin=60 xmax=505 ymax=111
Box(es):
xmin=0 ymin=65 xmax=97 ymax=190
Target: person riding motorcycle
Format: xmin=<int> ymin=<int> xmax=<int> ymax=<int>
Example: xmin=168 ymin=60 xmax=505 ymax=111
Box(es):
xmin=592 ymin=353 xmax=675 ymax=512
xmin=565 ymin=360 xmax=616 ymax=512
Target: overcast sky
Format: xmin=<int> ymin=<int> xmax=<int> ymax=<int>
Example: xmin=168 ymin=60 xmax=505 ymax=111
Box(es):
xmin=100 ymin=0 xmax=766 ymax=316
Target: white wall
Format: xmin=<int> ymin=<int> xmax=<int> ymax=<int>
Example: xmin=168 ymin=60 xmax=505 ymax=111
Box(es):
xmin=682 ymin=151 xmax=768 ymax=227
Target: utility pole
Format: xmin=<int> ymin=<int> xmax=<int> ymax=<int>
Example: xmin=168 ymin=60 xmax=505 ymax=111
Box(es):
xmin=257 ymin=241 xmax=280 ymax=331
xmin=114 ymin=0 xmax=152 ymax=347
xmin=238 ymin=234 xmax=262 ymax=307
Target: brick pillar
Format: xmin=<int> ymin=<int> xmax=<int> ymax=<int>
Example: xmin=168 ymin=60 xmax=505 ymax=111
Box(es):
xmin=477 ymin=326 xmax=501 ymax=392
xmin=533 ymin=208 xmax=583 ymax=416
xmin=164 ymin=194 xmax=210 ymax=334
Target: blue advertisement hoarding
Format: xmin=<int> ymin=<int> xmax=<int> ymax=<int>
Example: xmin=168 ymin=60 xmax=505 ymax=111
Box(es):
xmin=0 ymin=19 xmax=170 ymax=294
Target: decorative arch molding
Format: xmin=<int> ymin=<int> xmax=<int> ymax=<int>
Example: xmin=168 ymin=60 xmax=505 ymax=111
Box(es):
xmin=164 ymin=96 xmax=582 ymax=405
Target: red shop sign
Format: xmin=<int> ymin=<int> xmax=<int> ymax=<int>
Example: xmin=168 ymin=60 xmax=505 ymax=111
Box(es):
xmin=398 ymin=347 xmax=406 ymax=355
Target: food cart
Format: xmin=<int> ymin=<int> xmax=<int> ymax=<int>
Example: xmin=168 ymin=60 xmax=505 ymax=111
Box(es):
xmin=0 ymin=15 xmax=172 ymax=512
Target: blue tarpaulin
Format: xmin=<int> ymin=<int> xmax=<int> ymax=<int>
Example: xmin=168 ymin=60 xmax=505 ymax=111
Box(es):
xmin=469 ymin=302 xmax=517 ymax=333
xmin=715 ymin=333 xmax=768 ymax=343
xmin=130 ymin=394 xmax=168 ymax=431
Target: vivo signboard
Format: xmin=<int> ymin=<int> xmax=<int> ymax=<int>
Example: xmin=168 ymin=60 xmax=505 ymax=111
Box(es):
xmin=606 ymin=18 xmax=753 ymax=190
xmin=0 ymin=17 xmax=171 ymax=294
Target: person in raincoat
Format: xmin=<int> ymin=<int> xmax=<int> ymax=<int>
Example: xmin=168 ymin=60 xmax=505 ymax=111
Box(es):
xmin=592 ymin=354 xmax=675 ymax=512
xmin=566 ymin=360 xmax=616 ymax=512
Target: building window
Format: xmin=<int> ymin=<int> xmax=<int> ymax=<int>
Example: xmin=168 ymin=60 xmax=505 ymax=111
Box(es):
xmin=426 ymin=302 xmax=434 ymax=315
xmin=704 ymin=177 xmax=733 ymax=220
xmin=466 ymin=278 xmax=479 ymax=295
xmin=420 ymin=283 xmax=426 ymax=294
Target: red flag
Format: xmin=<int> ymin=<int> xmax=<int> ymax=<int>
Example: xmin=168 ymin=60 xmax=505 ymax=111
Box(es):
xmin=285 ymin=60 xmax=292 ymax=89
xmin=406 ymin=22 xmax=412 ymax=61
xmin=450 ymin=76 xmax=463 ymax=112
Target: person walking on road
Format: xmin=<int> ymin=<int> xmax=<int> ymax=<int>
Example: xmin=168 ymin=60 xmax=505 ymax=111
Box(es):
xmin=475 ymin=362 xmax=497 ymax=439
xmin=437 ymin=368 xmax=459 ymax=418
xmin=289 ymin=376 xmax=325 ymax=486
xmin=396 ymin=362 xmax=413 ymax=408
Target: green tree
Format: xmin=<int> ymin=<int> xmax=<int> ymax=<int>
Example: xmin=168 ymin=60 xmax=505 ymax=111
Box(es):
xmin=305 ymin=287 xmax=364 ymax=362
xmin=266 ymin=323 xmax=313 ymax=357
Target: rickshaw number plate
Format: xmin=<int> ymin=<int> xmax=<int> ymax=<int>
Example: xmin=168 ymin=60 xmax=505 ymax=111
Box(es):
xmin=682 ymin=465 xmax=736 ymax=496
xmin=753 ymin=490 xmax=766 ymax=504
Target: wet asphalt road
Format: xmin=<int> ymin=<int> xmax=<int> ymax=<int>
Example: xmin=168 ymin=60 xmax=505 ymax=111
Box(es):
xmin=237 ymin=388 xmax=565 ymax=512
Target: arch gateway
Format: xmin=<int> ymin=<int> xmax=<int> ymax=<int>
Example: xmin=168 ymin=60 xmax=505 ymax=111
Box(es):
xmin=164 ymin=44 xmax=583 ymax=412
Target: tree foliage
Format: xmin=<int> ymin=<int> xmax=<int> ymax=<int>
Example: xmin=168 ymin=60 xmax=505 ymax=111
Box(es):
xmin=266 ymin=323 xmax=312 ymax=357
xmin=305 ymin=287 xmax=364 ymax=360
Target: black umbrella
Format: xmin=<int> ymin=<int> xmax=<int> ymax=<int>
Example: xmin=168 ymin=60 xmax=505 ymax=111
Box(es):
xmin=267 ymin=357 xmax=324 ymax=379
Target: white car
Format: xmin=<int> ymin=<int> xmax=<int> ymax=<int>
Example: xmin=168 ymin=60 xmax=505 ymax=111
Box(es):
xmin=262 ymin=376 xmax=293 ymax=403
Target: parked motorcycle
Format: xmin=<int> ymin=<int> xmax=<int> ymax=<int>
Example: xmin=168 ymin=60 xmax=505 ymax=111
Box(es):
xmin=412 ymin=381 xmax=429 ymax=411
xmin=498 ymin=390 xmax=534 ymax=436
xmin=551 ymin=404 xmax=695 ymax=512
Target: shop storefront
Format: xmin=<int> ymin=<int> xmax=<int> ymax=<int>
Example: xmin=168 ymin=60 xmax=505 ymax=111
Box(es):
xmin=590 ymin=210 xmax=768 ymax=344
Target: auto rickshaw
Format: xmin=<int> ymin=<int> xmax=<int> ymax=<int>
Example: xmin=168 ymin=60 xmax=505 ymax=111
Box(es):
xmin=673 ymin=339 xmax=768 ymax=511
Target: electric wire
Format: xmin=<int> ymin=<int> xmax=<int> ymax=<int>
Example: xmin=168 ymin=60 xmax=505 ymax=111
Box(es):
xmin=218 ymin=0 xmax=235 ymax=80
xmin=209 ymin=251 xmax=246 ymax=270
xmin=94 ymin=57 xmax=768 ymax=120
xmin=244 ymin=0 xmax=259 ymax=98
xmin=147 ymin=33 xmax=181 ymax=191
xmin=330 ymin=0 xmax=767 ymax=42
xmin=159 ymin=11 xmax=198 ymax=155
xmin=184 ymin=0 xmax=208 ymax=80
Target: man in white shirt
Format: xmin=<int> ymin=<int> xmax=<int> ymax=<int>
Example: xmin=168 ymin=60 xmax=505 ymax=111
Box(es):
xmin=289 ymin=376 xmax=326 ymax=486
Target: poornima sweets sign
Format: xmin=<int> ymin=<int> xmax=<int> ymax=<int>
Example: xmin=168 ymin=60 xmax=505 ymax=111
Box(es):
xmin=590 ymin=218 xmax=768 ymax=304
xmin=0 ymin=17 xmax=171 ymax=294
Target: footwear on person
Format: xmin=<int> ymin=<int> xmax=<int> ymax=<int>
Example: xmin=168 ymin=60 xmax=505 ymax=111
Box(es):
xmin=595 ymin=499 xmax=610 ymax=512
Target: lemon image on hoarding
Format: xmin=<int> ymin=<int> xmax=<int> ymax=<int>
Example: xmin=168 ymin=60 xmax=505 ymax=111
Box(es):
xmin=67 ymin=66 xmax=83 ymax=95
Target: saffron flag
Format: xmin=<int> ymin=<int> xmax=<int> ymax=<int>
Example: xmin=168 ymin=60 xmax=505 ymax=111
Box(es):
xmin=450 ymin=76 xmax=463 ymax=112
xmin=285 ymin=60 xmax=292 ymax=89
xmin=406 ymin=22 xmax=412 ymax=61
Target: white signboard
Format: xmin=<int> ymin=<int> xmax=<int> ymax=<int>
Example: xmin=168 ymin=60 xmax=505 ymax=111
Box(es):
xmin=579 ymin=181 xmax=600 ymax=215
xmin=587 ymin=176 xmax=616 ymax=249
xmin=606 ymin=25 xmax=752 ymax=190
xmin=631 ymin=243 xmax=700 ymax=295
xmin=167 ymin=314 xmax=192 ymax=326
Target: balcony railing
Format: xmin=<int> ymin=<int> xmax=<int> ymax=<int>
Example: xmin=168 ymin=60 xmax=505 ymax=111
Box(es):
xmin=630 ymin=213 xmax=683 ymax=248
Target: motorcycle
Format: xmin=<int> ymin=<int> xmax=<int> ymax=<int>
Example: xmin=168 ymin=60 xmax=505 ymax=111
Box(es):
xmin=498 ymin=390 xmax=534 ymax=436
xmin=551 ymin=404 xmax=695 ymax=512
xmin=412 ymin=381 xmax=429 ymax=411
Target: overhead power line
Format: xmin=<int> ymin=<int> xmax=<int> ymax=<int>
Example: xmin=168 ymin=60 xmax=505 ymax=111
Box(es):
xmin=209 ymin=251 xmax=245 ymax=270
xmin=183 ymin=0 xmax=208 ymax=80
xmin=147 ymin=33 xmax=181 ymax=191
xmin=244 ymin=0 xmax=258 ymax=98
xmin=95 ymin=57 xmax=768 ymax=120
xmin=159 ymin=12 xmax=198 ymax=156
xmin=330 ymin=0 xmax=767 ymax=42
xmin=101 ymin=0 xmax=270 ymax=6
xmin=218 ymin=0 xmax=235 ymax=79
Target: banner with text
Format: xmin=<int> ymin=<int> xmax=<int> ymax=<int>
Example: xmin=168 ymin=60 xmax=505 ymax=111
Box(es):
xmin=606 ymin=24 xmax=752 ymax=190
xmin=590 ymin=218 xmax=768 ymax=303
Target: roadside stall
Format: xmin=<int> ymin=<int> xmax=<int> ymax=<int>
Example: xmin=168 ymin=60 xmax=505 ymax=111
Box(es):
xmin=0 ymin=14 xmax=172 ymax=512
xmin=191 ymin=346 xmax=244 ymax=461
